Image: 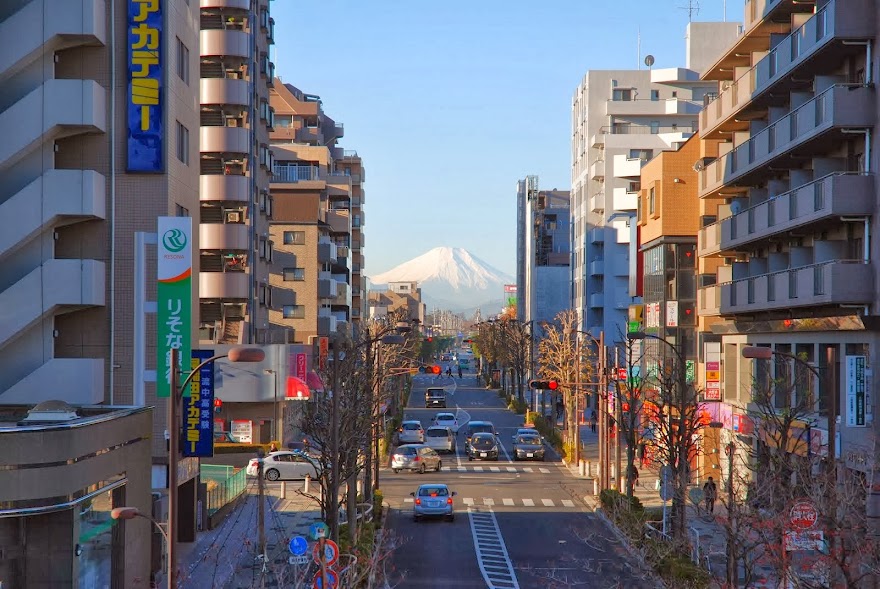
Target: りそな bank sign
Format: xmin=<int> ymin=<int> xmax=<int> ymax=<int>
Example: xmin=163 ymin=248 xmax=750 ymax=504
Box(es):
xmin=157 ymin=217 xmax=192 ymax=398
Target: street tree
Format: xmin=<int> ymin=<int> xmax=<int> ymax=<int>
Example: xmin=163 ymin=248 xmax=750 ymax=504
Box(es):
xmin=497 ymin=318 xmax=532 ymax=404
xmin=614 ymin=335 xmax=651 ymax=499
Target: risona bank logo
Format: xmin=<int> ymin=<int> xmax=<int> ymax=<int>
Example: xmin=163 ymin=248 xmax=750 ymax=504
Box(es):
xmin=162 ymin=228 xmax=187 ymax=253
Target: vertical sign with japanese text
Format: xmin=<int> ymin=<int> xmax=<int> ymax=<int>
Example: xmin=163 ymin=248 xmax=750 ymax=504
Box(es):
xmin=296 ymin=353 xmax=307 ymax=381
xmin=846 ymin=355 xmax=866 ymax=427
xmin=183 ymin=349 xmax=215 ymax=457
xmin=704 ymin=342 xmax=722 ymax=401
xmin=128 ymin=0 xmax=164 ymax=172
xmin=157 ymin=217 xmax=192 ymax=398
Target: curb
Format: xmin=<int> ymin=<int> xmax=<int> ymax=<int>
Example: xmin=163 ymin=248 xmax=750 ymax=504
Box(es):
xmin=380 ymin=501 xmax=393 ymax=589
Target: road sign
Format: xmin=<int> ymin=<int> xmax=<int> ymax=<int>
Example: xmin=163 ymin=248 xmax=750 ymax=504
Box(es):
xmin=289 ymin=535 xmax=308 ymax=556
xmin=617 ymin=368 xmax=627 ymax=380
xmin=313 ymin=539 xmax=339 ymax=567
xmin=784 ymin=530 xmax=824 ymax=552
xmin=309 ymin=522 xmax=329 ymax=541
xmin=289 ymin=555 xmax=310 ymax=565
xmin=789 ymin=500 xmax=819 ymax=531
xmin=313 ymin=569 xmax=340 ymax=589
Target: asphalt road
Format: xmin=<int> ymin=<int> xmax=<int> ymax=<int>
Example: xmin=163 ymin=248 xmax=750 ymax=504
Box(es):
xmin=383 ymin=367 xmax=658 ymax=589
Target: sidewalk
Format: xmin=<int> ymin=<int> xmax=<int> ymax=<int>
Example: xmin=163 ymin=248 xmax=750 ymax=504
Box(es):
xmin=175 ymin=481 xmax=322 ymax=588
xmin=562 ymin=423 xmax=779 ymax=588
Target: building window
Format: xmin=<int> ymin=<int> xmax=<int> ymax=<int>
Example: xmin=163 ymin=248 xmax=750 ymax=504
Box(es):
xmin=176 ymin=38 xmax=189 ymax=84
xmin=612 ymin=88 xmax=632 ymax=101
xmin=283 ymin=268 xmax=305 ymax=281
xmin=648 ymin=187 xmax=655 ymax=215
xmin=283 ymin=231 xmax=305 ymax=245
xmin=175 ymin=204 xmax=189 ymax=217
xmin=650 ymin=89 xmax=659 ymax=101
xmin=275 ymin=115 xmax=292 ymax=128
xmin=176 ymin=121 xmax=189 ymax=164
xmin=650 ymin=121 xmax=660 ymax=134
xmin=282 ymin=305 xmax=305 ymax=319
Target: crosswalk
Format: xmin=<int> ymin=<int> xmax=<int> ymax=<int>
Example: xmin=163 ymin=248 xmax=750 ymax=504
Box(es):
xmin=437 ymin=466 xmax=552 ymax=474
xmin=403 ymin=496 xmax=583 ymax=509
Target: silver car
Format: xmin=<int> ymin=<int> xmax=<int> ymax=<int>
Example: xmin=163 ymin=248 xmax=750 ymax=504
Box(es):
xmin=391 ymin=444 xmax=442 ymax=474
xmin=424 ymin=426 xmax=456 ymax=453
xmin=411 ymin=483 xmax=456 ymax=521
xmin=398 ymin=420 xmax=425 ymax=444
xmin=512 ymin=433 xmax=545 ymax=461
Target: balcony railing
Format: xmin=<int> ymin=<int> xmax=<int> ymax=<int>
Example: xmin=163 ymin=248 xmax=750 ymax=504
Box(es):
xmin=598 ymin=124 xmax=697 ymax=135
xmin=272 ymin=164 xmax=319 ymax=182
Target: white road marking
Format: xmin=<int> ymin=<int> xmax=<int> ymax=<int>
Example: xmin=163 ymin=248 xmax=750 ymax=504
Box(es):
xmin=541 ymin=499 xmax=554 ymax=507
xmin=463 ymin=498 xmax=474 ymax=506
xmin=441 ymin=467 xmax=450 ymax=471
xmin=483 ymin=498 xmax=495 ymax=506
xmin=489 ymin=467 xmax=500 ymax=472
xmin=502 ymin=498 xmax=514 ymax=506
xmin=506 ymin=467 xmax=517 ymax=472
xmin=404 ymin=498 xmax=413 ymax=503
xmin=539 ymin=468 xmax=550 ymax=474
xmin=497 ymin=437 xmax=514 ymax=464
xmin=522 ymin=498 xmax=535 ymax=507
xmin=473 ymin=466 xmax=484 ymax=472
xmin=467 ymin=508 xmax=520 ymax=589
xmin=457 ymin=467 xmax=467 ymax=472
xmin=522 ymin=467 xmax=534 ymax=473
xmin=561 ymin=499 xmax=575 ymax=507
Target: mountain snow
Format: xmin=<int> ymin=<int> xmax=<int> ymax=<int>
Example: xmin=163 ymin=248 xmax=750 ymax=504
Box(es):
xmin=369 ymin=247 xmax=513 ymax=311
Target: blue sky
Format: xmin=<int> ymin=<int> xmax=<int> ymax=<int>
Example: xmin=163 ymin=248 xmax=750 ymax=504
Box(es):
xmin=272 ymin=1 xmax=731 ymax=276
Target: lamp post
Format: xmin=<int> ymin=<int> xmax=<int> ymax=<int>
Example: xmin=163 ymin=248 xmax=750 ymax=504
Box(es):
xmin=563 ymin=327 xmax=607 ymax=488
xmin=166 ymin=346 xmax=264 ymax=589
xmin=263 ymin=369 xmax=278 ymax=442
xmin=112 ymin=507 xmax=170 ymax=581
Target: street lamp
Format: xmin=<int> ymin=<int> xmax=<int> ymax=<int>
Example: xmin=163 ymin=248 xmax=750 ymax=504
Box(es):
xmin=563 ymin=327 xmax=607 ymax=488
xmin=166 ymin=346 xmax=264 ymax=589
xmin=263 ymin=369 xmax=278 ymax=443
xmin=112 ymin=506 xmax=170 ymax=579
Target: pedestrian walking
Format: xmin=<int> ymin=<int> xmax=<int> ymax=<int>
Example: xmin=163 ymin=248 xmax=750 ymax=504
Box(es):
xmin=628 ymin=463 xmax=640 ymax=488
xmin=703 ymin=476 xmax=718 ymax=514
xmin=458 ymin=365 xmax=463 ymax=378
xmin=590 ymin=409 xmax=598 ymax=433
xmin=638 ymin=440 xmax=648 ymax=467
xmin=446 ymin=367 xmax=452 ymax=377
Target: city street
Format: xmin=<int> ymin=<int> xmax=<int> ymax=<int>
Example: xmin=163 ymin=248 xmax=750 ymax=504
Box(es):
xmin=383 ymin=371 xmax=657 ymax=589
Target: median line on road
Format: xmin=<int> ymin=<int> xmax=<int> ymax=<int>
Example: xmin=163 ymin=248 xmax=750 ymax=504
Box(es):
xmin=467 ymin=507 xmax=520 ymax=589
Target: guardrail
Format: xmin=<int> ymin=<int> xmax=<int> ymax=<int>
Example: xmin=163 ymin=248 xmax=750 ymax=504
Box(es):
xmin=205 ymin=467 xmax=248 ymax=515
xmin=338 ymin=502 xmax=374 ymax=525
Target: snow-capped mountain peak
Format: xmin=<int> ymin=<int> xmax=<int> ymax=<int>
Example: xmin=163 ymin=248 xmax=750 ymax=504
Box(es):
xmin=369 ymin=247 xmax=513 ymax=311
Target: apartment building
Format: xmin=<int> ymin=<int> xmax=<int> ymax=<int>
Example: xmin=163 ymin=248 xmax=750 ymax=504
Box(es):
xmin=268 ymin=81 xmax=357 ymax=342
xmin=571 ymin=22 xmax=741 ymax=348
xmin=369 ymin=281 xmax=427 ymax=326
xmin=198 ymin=0 xmax=275 ymax=345
xmin=696 ymin=0 xmax=877 ymax=486
xmin=515 ymin=176 xmax=571 ymax=326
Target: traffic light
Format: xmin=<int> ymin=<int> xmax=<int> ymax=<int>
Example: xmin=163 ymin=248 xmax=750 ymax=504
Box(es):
xmin=427 ymin=337 xmax=433 ymax=342
xmin=621 ymin=401 xmax=631 ymax=413
xmin=528 ymin=380 xmax=559 ymax=390
xmin=431 ymin=365 xmax=441 ymax=375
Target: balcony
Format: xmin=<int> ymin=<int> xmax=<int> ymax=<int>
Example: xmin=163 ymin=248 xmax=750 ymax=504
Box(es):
xmin=0 ymin=0 xmax=105 ymax=84
xmin=200 ymin=78 xmax=249 ymax=107
xmin=317 ymin=240 xmax=337 ymax=264
xmin=0 ymin=358 xmax=104 ymax=405
xmin=612 ymin=187 xmax=639 ymax=212
xmin=720 ymin=173 xmax=873 ymax=251
xmin=297 ymin=126 xmax=319 ymax=144
xmin=589 ymin=260 xmax=604 ymax=276
xmin=605 ymin=98 xmax=701 ymax=117
xmin=200 ymin=126 xmax=249 ymax=154
xmin=200 ymin=222 xmax=249 ymax=250
xmin=317 ymin=275 xmax=336 ymax=299
xmin=0 ymin=259 xmax=105 ymax=351
xmin=0 ymin=79 xmax=105 ymax=172
xmin=333 ymin=282 xmax=351 ymax=306
xmin=200 ymin=271 xmax=249 ymax=299
xmin=700 ymin=84 xmax=875 ymax=197
xmin=589 ymin=293 xmax=604 ymax=308
xmin=200 ymin=29 xmax=249 ymax=59
xmin=612 ymin=154 xmax=644 ymax=179
xmin=743 ymin=0 xmax=787 ymax=33
xmin=589 ymin=228 xmax=604 ymax=244
xmin=720 ymin=260 xmax=873 ymax=314
xmin=200 ymin=0 xmax=250 ymax=9
xmin=699 ymin=285 xmax=721 ymax=316
xmin=698 ymin=222 xmax=723 ymax=258
xmin=0 ymin=169 xmax=105 ymax=259
xmin=272 ymin=164 xmax=319 ymax=183
xmin=589 ymin=193 xmax=604 ymax=213
xmin=327 ymin=210 xmax=350 ymax=234
xmin=200 ymin=174 xmax=248 ymax=202
xmin=590 ymin=160 xmax=604 ymax=180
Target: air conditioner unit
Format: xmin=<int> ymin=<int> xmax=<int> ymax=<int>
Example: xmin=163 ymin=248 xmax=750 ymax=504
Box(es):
xmin=225 ymin=211 xmax=242 ymax=223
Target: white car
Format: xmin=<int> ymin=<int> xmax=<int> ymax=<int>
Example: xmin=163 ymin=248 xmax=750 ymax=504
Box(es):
xmin=424 ymin=426 xmax=456 ymax=453
xmin=432 ymin=412 xmax=459 ymax=432
xmin=246 ymin=451 xmax=321 ymax=481
xmin=398 ymin=421 xmax=425 ymax=444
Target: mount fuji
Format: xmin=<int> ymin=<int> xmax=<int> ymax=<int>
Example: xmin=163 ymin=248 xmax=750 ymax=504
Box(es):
xmin=369 ymin=247 xmax=514 ymax=313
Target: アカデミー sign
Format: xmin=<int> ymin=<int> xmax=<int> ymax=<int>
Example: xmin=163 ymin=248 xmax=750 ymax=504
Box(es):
xmin=127 ymin=0 xmax=164 ymax=172
xmin=157 ymin=217 xmax=192 ymax=398
xmin=182 ymin=349 xmax=215 ymax=457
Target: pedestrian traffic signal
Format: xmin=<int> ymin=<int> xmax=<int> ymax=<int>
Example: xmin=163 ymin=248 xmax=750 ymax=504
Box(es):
xmin=621 ymin=402 xmax=631 ymax=413
xmin=432 ymin=365 xmax=441 ymax=375
xmin=427 ymin=337 xmax=433 ymax=342
xmin=529 ymin=380 xmax=559 ymax=390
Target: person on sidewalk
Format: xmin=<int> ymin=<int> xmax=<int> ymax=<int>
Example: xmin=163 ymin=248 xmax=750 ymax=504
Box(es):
xmin=638 ymin=440 xmax=648 ymax=468
xmin=703 ymin=476 xmax=718 ymax=514
xmin=458 ymin=365 xmax=463 ymax=378
xmin=628 ymin=463 xmax=639 ymax=488
xmin=590 ymin=409 xmax=597 ymax=433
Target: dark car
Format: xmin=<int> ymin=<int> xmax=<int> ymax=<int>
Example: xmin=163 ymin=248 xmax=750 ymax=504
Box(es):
xmin=425 ymin=388 xmax=447 ymax=408
xmin=512 ymin=433 xmax=545 ymax=461
xmin=463 ymin=421 xmax=497 ymax=445
xmin=467 ymin=432 xmax=499 ymax=461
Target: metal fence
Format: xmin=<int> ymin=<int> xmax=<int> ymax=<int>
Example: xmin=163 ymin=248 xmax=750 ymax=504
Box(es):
xmin=204 ymin=466 xmax=248 ymax=515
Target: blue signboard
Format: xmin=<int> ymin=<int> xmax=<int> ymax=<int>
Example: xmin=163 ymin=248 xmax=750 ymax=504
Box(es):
xmin=183 ymin=349 xmax=215 ymax=457
xmin=288 ymin=536 xmax=308 ymax=556
xmin=127 ymin=0 xmax=164 ymax=172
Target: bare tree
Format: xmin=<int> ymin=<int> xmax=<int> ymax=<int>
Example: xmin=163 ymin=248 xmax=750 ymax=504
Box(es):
xmin=497 ymin=318 xmax=532 ymax=404
xmin=614 ymin=335 xmax=651 ymax=499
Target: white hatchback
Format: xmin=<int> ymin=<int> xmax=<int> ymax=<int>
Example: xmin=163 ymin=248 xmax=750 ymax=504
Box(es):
xmin=424 ymin=426 xmax=456 ymax=453
xmin=246 ymin=451 xmax=320 ymax=481
xmin=398 ymin=421 xmax=425 ymax=444
xmin=432 ymin=412 xmax=459 ymax=432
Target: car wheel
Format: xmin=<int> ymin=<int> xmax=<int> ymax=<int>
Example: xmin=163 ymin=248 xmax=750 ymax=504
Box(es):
xmin=265 ymin=469 xmax=280 ymax=482
xmin=418 ymin=464 xmax=426 ymax=474
xmin=436 ymin=460 xmax=442 ymax=472
xmin=392 ymin=468 xmax=400 ymax=474
xmin=446 ymin=514 xmax=455 ymax=522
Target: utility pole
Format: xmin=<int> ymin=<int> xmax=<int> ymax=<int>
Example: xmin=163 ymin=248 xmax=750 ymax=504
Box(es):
xmin=726 ymin=441 xmax=736 ymax=587
xmin=329 ymin=340 xmax=340 ymax=543
xmin=167 ymin=349 xmax=179 ymax=589
xmin=257 ymin=449 xmax=267 ymax=576
xmin=598 ymin=331 xmax=607 ymax=490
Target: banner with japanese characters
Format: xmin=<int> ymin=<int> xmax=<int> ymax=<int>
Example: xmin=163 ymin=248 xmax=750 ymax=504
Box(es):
xmin=183 ymin=349 xmax=215 ymax=457
xmin=157 ymin=216 xmax=192 ymax=398
xmin=127 ymin=0 xmax=164 ymax=172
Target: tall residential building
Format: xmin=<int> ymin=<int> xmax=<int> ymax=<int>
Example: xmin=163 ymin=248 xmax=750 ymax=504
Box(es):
xmin=515 ymin=176 xmax=571 ymax=326
xmin=570 ymin=22 xmax=741 ymax=347
xmin=0 ymin=0 xmax=202 ymax=585
xmin=369 ymin=281 xmax=427 ymax=326
xmin=268 ymin=81 xmax=357 ymax=341
xmin=198 ymin=0 xmax=275 ymax=345
xmin=696 ymin=0 xmax=877 ymax=490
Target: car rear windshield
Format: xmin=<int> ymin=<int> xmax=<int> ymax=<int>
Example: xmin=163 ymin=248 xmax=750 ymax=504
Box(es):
xmin=395 ymin=447 xmax=417 ymax=456
xmin=426 ymin=389 xmax=445 ymax=397
xmin=418 ymin=487 xmax=449 ymax=497
xmin=426 ymin=428 xmax=449 ymax=437
xmin=436 ymin=413 xmax=454 ymax=421
xmin=403 ymin=423 xmax=420 ymax=430
xmin=470 ymin=424 xmax=494 ymax=435
xmin=472 ymin=437 xmax=495 ymax=449
xmin=517 ymin=435 xmax=541 ymax=444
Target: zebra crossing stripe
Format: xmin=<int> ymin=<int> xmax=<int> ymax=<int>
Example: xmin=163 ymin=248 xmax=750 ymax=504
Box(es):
xmin=483 ymin=498 xmax=495 ymax=506
xmin=541 ymin=499 xmax=554 ymax=507
xmin=463 ymin=497 xmax=475 ymax=506
xmin=473 ymin=467 xmax=484 ymax=472
xmin=561 ymin=499 xmax=575 ymax=507
xmin=522 ymin=498 xmax=534 ymax=507
xmin=522 ymin=467 xmax=534 ymax=473
xmin=490 ymin=467 xmax=500 ymax=472
xmin=404 ymin=498 xmax=413 ymax=503
xmin=506 ymin=467 xmax=517 ymax=472
xmin=502 ymin=498 xmax=514 ymax=506
xmin=539 ymin=468 xmax=550 ymax=473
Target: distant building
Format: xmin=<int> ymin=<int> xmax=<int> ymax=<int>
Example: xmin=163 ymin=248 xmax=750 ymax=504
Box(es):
xmin=369 ymin=281 xmax=426 ymax=326
xmin=515 ymin=177 xmax=571 ymax=326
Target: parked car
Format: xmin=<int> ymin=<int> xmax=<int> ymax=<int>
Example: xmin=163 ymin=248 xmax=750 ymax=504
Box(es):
xmin=467 ymin=432 xmax=499 ymax=461
xmin=424 ymin=426 xmax=456 ymax=453
xmin=391 ymin=444 xmax=442 ymax=474
xmin=411 ymin=484 xmax=456 ymax=522
xmin=398 ymin=420 xmax=425 ymax=444
xmin=432 ymin=412 xmax=459 ymax=432
xmin=246 ymin=451 xmax=321 ymax=481
xmin=425 ymin=388 xmax=447 ymax=408
xmin=463 ymin=421 xmax=497 ymax=445
xmin=512 ymin=433 xmax=545 ymax=461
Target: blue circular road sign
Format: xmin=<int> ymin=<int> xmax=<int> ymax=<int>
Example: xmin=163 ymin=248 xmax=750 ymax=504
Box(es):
xmin=289 ymin=535 xmax=308 ymax=556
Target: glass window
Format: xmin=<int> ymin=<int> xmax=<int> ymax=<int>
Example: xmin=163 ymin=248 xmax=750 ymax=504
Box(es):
xmin=176 ymin=121 xmax=189 ymax=165
xmin=612 ymin=88 xmax=632 ymax=101
xmin=283 ymin=268 xmax=305 ymax=281
xmin=648 ymin=188 xmax=655 ymax=214
xmin=282 ymin=305 xmax=305 ymax=319
xmin=650 ymin=121 xmax=660 ymax=134
xmin=678 ymin=244 xmax=696 ymax=269
xmin=650 ymin=89 xmax=659 ymax=101
xmin=283 ymin=231 xmax=305 ymax=245
xmin=176 ymin=37 xmax=189 ymax=84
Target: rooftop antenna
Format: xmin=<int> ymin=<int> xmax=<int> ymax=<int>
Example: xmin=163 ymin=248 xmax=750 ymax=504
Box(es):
xmin=644 ymin=54 xmax=655 ymax=71
xmin=637 ymin=27 xmax=641 ymax=70
xmin=679 ymin=0 xmax=700 ymax=22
